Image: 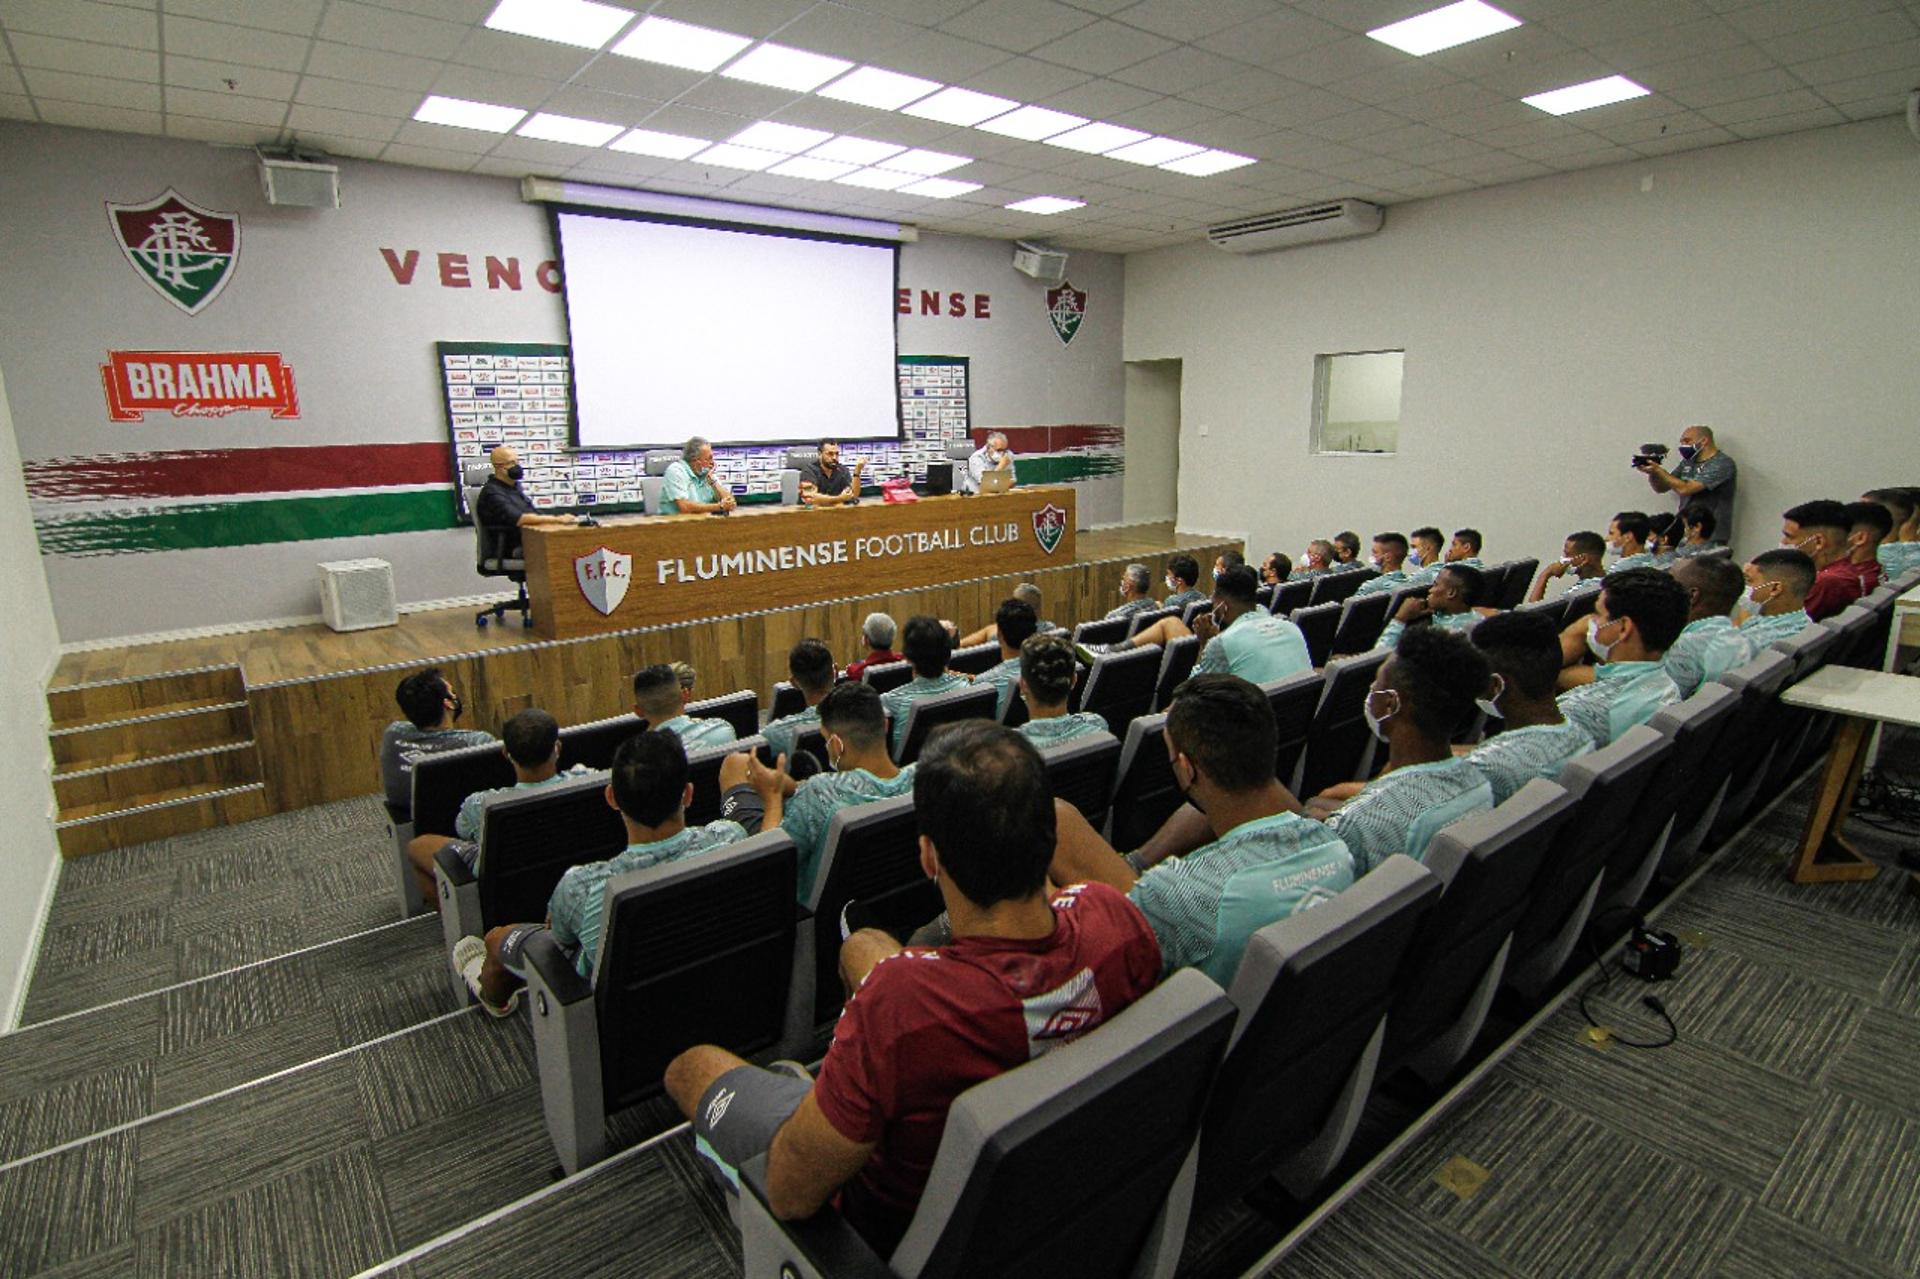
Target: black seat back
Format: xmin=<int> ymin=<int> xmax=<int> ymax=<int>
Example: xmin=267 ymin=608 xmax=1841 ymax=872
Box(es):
xmin=1152 ymin=634 xmax=1201 ymax=711
xmin=1709 ymin=650 xmax=1796 ymax=836
xmin=686 ymin=736 xmax=763 ymax=825
xmin=1290 ymin=602 xmax=1340 ymax=668
xmin=1262 ymin=669 xmax=1323 ymax=788
xmin=1330 ymin=591 xmax=1393 ymax=656
xmin=687 ymin=689 xmax=758 ymax=742
xmin=1107 ymin=713 xmax=1178 ymax=851
xmin=808 ymin=793 xmax=927 ymax=1022
xmin=1182 ymin=599 xmax=1209 ymax=625
xmin=1254 ymin=584 xmax=1273 ymax=608
xmin=411 ymin=740 xmax=514 ymax=838
xmin=593 ymin=832 xmax=798 ymax=1112
xmin=768 ymin=681 xmax=807 ymax=722
xmin=1272 ymin=579 xmax=1315 ymax=615
xmin=1071 ymin=616 xmax=1131 ymax=647
xmin=475 ymin=772 xmax=625 ymax=927
xmin=1080 ymin=645 xmax=1162 ymax=736
xmin=559 ymin=714 xmax=644 ymax=771
xmin=1298 ymin=651 xmax=1390 ymax=797
xmin=897 ymin=684 xmax=999 ymax=765
xmin=1821 ymin=604 xmax=1880 ymax=671
xmin=1040 ymin=732 xmax=1120 ymax=829
xmin=1127 ymin=607 xmax=1177 ymax=638
xmin=1308 ymin=569 xmax=1373 ymax=607
xmin=948 ymin=641 xmax=1003 ymax=676
xmin=1562 ymin=584 xmax=1602 ymax=625
xmin=1382 ymin=780 xmax=1575 ymax=1069
xmin=861 ymin=660 xmax=914 ymax=694
xmin=1498 ymin=558 xmax=1539 ymax=609
xmin=1642 ymin=683 xmax=1741 ymax=884
xmin=1515 ymin=595 xmax=1568 ymax=631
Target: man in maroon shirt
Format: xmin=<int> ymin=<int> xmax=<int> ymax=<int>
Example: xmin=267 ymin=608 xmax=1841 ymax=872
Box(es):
xmin=1840 ymin=500 xmax=1890 ymax=593
xmin=665 ymin=722 xmax=1161 ymax=1253
xmin=845 ymin=611 xmax=903 ymax=680
xmin=1785 ymin=500 xmax=1878 ymax=621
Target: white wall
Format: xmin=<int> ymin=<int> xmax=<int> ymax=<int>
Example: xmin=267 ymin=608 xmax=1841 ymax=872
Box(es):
xmin=1125 ymin=118 xmax=1920 ymax=565
xmin=0 ymin=368 xmax=64 ymax=1028
xmin=1123 ymin=360 xmax=1181 ymax=524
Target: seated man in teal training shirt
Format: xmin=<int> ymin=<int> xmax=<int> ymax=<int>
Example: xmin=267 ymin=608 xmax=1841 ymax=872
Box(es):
xmin=634 ymin=664 xmax=736 ymax=750
xmin=760 ymin=638 xmax=836 ymax=766
xmin=1307 ymin=627 xmax=1496 ymax=875
xmin=1050 ymin=673 xmax=1353 ymax=988
xmin=1463 ymin=611 xmax=1595 ymax=804
xmin=1736 ymin=548 xmax=1817 ymax=650
xmin=1355 ymin=532 xmax=1418 ymax=596
xmin=972 ymin=598 xmax=1040 ymax=720
xmin=1015 ymin=633 xmax=1110 ymax=748
xmin=1113 ymin=565 xmax=1312 ymax=684
xmin=1661 ymin=555 xmax=1754 ymax=697
xmin=1378 ymin=563 xmax=1491 ymax=651
xmin=660 ymin=436 xmax=736 ymax=515
xmin=1602 ymin=511 xmax=1660 ymax=573
xmin=1556 ymin=568 xmax=1687 ymax=747
xmin=879 ymin=616 xmax=973 ymax=757
xmin=1864 ymin=487 xmax=1920 ymax=579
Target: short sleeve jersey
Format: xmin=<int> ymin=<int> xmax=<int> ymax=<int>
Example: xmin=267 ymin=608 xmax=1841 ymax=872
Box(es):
xmin=1194 ymin=610 xmax=1312 ymax=684
xmin=881 ymin=673 xmax=972 ymax=755
xmin=1739 ymin=608 xmax=1812 ymax=651
xmin=1163 ymin=587 xmax=1207 ymax=611
xmin=547 ymin=821 xmax=747 ymax=977
xmin=1018 ymin=713 xmax=1111 ymax=748
xmin=1465 ymin=720 xmax=1595 ymax=804
xmin=1378 ymin=609 xmax=1479 ymax=651
xmin=811 ymin=882 xmax=1161 ymax=1253
xmin=1104 ymin=596 xmax=1162 ymax=622
xmin=1355 ymin=568 xmax=1417 ymax=596
xmin=655 ymin=713 xmax=738 ymax=752
xmin=660 ymin=459 xmax=721 ymax=513
xmin=1804 ymin=558 xmax=1873 ymax=621
xmin=798 ymin=459 xmax=853 ymax=497
xmin=1127 ymin=811 xmax=1354 ymax=987
xmin=973 ymin=656 xmax=1023 ymax=718
xmin=780 ymin=765 xmax=917 ymax=904
xmin=760 ymin=706 xmax=821 ymax=761
xmin=473 ymin=477 xmax=536 ymax=557
xmin=1877 ymin=542 xmax=1920 ymax=579
xmin=454 ymin=767 xmax=589 ymax=843
xmin=1557 ymin=660 xmax=1682 ymax=748
xmin=378 ymin=722 xmax=496 ymax=814
xmin=1662 ymin=616 xmax=1754 ymax=697
xmin=1670 ymin=451 xmax=1736 ymax=533
xmin=1607 ymin=551 xmax=1660 ymax=574
xmin=1326 ymin=757 xmax=1495 ymax=875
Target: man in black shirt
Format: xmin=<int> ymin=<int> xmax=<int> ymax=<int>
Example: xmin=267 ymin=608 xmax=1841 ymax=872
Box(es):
xmin=474 ymin=445 xmax=579 ymax=557
xmin=797 ymin=440 xmax=864 ymax=507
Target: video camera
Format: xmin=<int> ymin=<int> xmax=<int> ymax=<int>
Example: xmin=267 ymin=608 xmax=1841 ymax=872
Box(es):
xmin=1628 ymin=443 xmax=1669 ymax=471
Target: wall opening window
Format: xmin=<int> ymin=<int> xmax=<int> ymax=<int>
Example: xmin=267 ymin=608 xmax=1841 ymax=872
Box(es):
xmin=1312 ymin=350 xmax=1403 ymax=455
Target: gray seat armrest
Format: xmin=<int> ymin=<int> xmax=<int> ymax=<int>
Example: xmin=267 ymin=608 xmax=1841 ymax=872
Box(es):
xmin=432 ymin=845 xmax=476 ymax=889
xmin=524 ymin=929 xmax=604 ymax=1173
xmin=432 ymin=847 xmax=484 ymax=1004
xmin=739 ymin=1154 xmax=893 ymax=1279
xmin=524 ymin=931 xmax=592 ymax=1007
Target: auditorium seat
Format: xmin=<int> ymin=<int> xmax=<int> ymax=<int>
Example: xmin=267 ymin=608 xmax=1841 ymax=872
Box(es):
xmin=638 ymin=451 xmax=678 ymax=515
xmin=525 ymin=830 xmax=800 ymax=1172
xmin=1296 ymin=651 xmax=1391 ymax=798
xmin=1379 ymin=780 xmax=1574 ymax=1085
xmin=1106 ymin=713 xmax=1178 ymax=851
xmin=1709 ymin=650 xmax=1796 ymax=839
xmin=740 ymin=969 xmax=1236 ymax=1279
xmin=432 ymin=770 xmax=626 ymax=1002
xmin=1039 ymin=731 xmax=1120 ymax=831
xmin=1182 ymin=599 xmax=1209 ymax=625
xmin=559 ymin=713 xmax=644 ymax=771
xmin=1072 ymin=616 xmax=1132 ymax=647
xmin=1151 ymin=635 xmax=1200 ymax=711
xmin=859 ymin=660 xmax=914 ymax=695
xmin=768 ymin=681 xmax=807 ymax=723
xmin=1308 ymin=569 xmax=1374 ymax=607
xmin=688 ymin=689 xmax=759 ymax=742
xmin=1497 ymin=558 xmax=1539 ymax=609
xmin=1127 ymin=607 xmax=1178 ymax=638
xmin=1515 ymin=595 xmax=1569 ymax=630
xmin=1502 ymin=727 xmax=1670 ymax=1003
xmin=1270 ymin=579 xmax=1314 ymax=616
xmin=1330 ymin=591 xmax=1393 ymax=657
xmin=1562 ymin=584 xmax=1602 ymax=625
xmin=1763 ymin=625 xmax=1842 ymax=786
xmin=895 ymin=684 xmax=998 ymax=765
xmin=1640 ymin=684 xmax=1740 ymax=892
xmin=1289 ymin=602 xmax=1340 ymax=668
xmin=1079 ymin=645 xmax=1162 ymax=736
xmin=1001 ymin=688 xmax=1030 ymax=728
xmin=688 ymin=736 xmax=766 ymax=825
xmin=1196 ymin=856 xmax=1440 ymax=1204
xmin=1255 ymin=584 xmax=1273 ymax=609
xmin=1262 ymin=669 xmax=1322 ymax=792
xmin=777 ymin=449 xmax=815 ymax=505
xmin=410 ymin=740 xmax=515 ymax=839
xmin=791 ymin=793 xmax=929 ymax=1030
xmin=947 ymin=641 xmax=1002 ymax=676
xmin=1822 ymin=601 xmax=1883 ymax=671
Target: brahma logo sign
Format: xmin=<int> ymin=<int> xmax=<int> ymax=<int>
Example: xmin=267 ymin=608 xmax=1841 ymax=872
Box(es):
xmin=107 ymin=190 xmax=240 ymax=316
xmin=574 ymin=546 xmax=632 ymax=615
xmin=101 ymin=351 xmax=300 ymax=421
xmin=1031 ymin=502 xmax=1067 ymax=555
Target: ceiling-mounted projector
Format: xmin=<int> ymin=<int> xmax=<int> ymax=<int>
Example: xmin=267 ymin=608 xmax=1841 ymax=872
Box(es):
xmin=1012 ymin=240 xmax=1068 ymax=284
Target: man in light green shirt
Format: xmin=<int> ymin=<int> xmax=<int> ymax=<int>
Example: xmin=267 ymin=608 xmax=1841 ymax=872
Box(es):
xmin=1016 ymin=633 xmax=1110 ymax=748
xmin=1464 ymin=611 xmax=1595 ymax=803
xmin=879 ymin=616 xmax=972 ymax=756
xmin=1863 ymin=488 xmax=1920 ymax=579
xmin=1662 ymin=556 xmax=1754 ymax=696
xmin=1556 ymin=568 xmax=1688 ymax=747
xmin=1736 ymin=548 xmax=1817 ymax=651
xmin=1446 ymin=527 xmax=1486 ymax=570
xmin=1355 ymin=532 xmax=1418 ymax=596
xmin=1602 ymin=511 xmax=1660 ymax=573
xmin=973 ymin=598 xmax=1040 ymax=720
xmin=1378 ymin=564 xmax=1489 ymax=651
xmin=660 ymin=436 xmax=735 ymax=515
xmin=635 ymin=664 xmax=736 ymax=750
xmin=761 ymin=638 xmax=835 ymax=764
xmin=1116 ymin=565 xmax=1311 ymax=684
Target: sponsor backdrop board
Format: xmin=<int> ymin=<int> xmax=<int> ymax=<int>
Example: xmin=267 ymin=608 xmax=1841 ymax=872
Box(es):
xmin=0 ymin=121 xmax=1125 ymax=643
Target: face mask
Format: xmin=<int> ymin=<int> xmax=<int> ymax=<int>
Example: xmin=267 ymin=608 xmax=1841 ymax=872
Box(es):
xmin=1363 ymin=689 xmax=1398 ymax=743
xmin=1369 ymin=556 xmax=1383 ymax=570
xmin=506 ymin=464 xmax=524 ymax=481
xmin=1170 ymin=755 xmax=1206 ymax=814
xmin=1587 ymin=616 xmax=1619 ymax=662
xmin=1678 ymin=445 xmax=1698 ymax=461
xmin=1743 ymin=583 xmax=1775 ymax=612
xmin=1407 ymin=550 xmax=1422 ymax=567
xmin=1475 ymin=675 xmax=1506 ymax=720
xmin=826 ymin=735 xmax=844 ymax=772
xmin=1165 ymin=577 xmax=1176 ymax=594
xmin=446 ymin=691 xmax=463 ymax=721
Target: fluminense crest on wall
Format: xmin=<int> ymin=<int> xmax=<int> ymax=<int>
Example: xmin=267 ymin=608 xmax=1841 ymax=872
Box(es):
xmin=107 ymin=189 xmax=240 ymax=316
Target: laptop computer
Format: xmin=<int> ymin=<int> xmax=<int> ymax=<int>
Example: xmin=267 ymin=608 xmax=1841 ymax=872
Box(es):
xmin=977 ymin=468 xmax=1015 ymax=496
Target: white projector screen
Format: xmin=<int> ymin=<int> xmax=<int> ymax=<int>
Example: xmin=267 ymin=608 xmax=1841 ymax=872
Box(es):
xmin=554 ymin=210 xmax=901 ymax=450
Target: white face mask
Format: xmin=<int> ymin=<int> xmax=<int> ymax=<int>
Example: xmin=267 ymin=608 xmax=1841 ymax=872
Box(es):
xmin=1475 ymin=675 xmax=1506 ymax=720
xmin=1363 ymin=689 xmax=1398 ymax=742
xmin=1743 ymin=583 xmax=1775 ymax=612
xmin=1587 ymin=616 xmax=1619 ymax=662
xmin=1165 ymin=577 xmax=1177 ymax=593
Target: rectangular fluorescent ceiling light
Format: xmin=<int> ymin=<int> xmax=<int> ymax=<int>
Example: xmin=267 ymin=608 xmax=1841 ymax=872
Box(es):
xmin=902 ymin=86 xmax=1019 ymax=127
xmin=517 ymin=112 xmax=625 ymax=146
xmin=414 ymin=95 xmax=526 ymax=132
xmin=1160 ymin=148 xmax=1256 ymax=176
xmin=1523 ymin=74 xmax=1651 ymax=115
xmin=819 ymin=66 xmax=942 ymax=110
xmin=728 ymin=121 xmax=833 ymax=153
xmin=1367 ymin=1 xmax=1521 ymax=56
xmin=484 ymin=0 xmax=635 ymax=49
xmin=900 ymin=178 xmax=981 ymax=199
xmin=770 ymin=155 xmax=859 ymax=181
xmin=721 ymin=42 xmax=853 ymax=91
xmin=1007 ymin=196 xmax=1084 ymax=214
xmin=836 ymin=167 xmax=915 ymax=190
xmin=610 ymin=16 xmax=751 ymax=71
xmin=808 ymin=135 xmax=906 ymax=165
xmin=691 ymin=143 xmax=786 ymax=171
xmin=610 ymin=128 xmax=710 ymax=159
xmin=976 ymin=105 xmax=1087 ymax=140
xmin=882 ymin=148 xmax=971 ymax=176
xmin=1045 ymin=121 xmax=1150 ymax=154
xmin=1104 ymin=136 xmax=1204 ymax=166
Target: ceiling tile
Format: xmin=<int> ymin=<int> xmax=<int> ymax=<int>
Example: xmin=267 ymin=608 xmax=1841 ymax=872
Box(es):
xmin=1505 ymin=130 xmax=1630 ymax=160
xmin=1632 ymin=44 xmax=1779 ymax=92
xmin=164 ymin=15 xmax=314 ymax=71
xmin=302 ymin=40 xmax=443 ymax=91
xmin=1027 ymin=19 xmax=1175 ymax=75
xmin=1107 ymin=95 xmax=1222 ymax=133
xmin=1761 ymin=10 xmax=1920 ymax=63
xmin=939 ymin=0 xmax=1099 ymax=55
xmin=1815 ymin=66 xmax=1920 ymax=104
xmin=378 ymin=140 xmax=484 ymax=170
xmin=1394 ymin=176 xmax=1476 ymax=199
xmin=161 ymin=0 xmax=326 ymax=37
xmin=164 ymin=85 xmax=288 ymax=125
xmin=1834 ymin=92 xmax=1909 ymax=120
xmin=484 ymin=135 xmax=602 ymax=165
xmin=20 ymin=66 xmax=161 ymax=109
xmin=1725 ymin=105 xmax=1848 ymax=138
xmin=1721 ymin=0 xmax=1899 ymax=41
xmin=427 ymin=63 xmax=555 ymax=110
xmin=294 ymin=133 xmax=387 ymax=159
xmin=317 ymin=1 xmax=469 ymax=60
xmin=447 ymin=28 xmax=596 ymax=80
xmin=0 ymin=63 xmax=23 ymax=95
xmin=1191 ymin=8 xmax=1350 ymax=64
xmin=377 ymin=0 xmax=494 ymax=20
xmin=391 ymin=118 xmax=502 ymax=153
xmin=295 ymin=74 xmax=425 ymax=117
xmin=1329 ymin=59 xmax=1461 ymax=108
xmin=1661 ymin=67 xmax=1804 ymax=109
xmin=1789 ymin=39 xmax=1920 ymax=86
xmin=1587 ymin=110 xmax=1716 ymax=143
xmin=670 ymin=75 xmax=804 ymax=117
xmin=633 ymin=102 xmax=755 ymax=141
xmin=1238 ymin=86 xmax=1366 ymax=128
xmin=1178 ymin=66 xmax=1305 ymax=112
xmin=1392 ymin=80 xmax=1511 ymax=121
xmin=830 ymin=0 xmax=978 ymax=23
xmin=1 ymin=0 xmax=157 ymax=47
xmin=1536 ymin=0 xmax=1715 ymax=45
xmin=1420 ymin=22 xmax=1573 ymax=79
xmin=1110 ymin=0 xmax=1273 ymax=41
xmin=1584 ymin=16 xmax=1750 ymax=70
xmin=1294 ymin=104 xmax=1408 ymax=144
xmin=166 ymin=114 xmax=278 ymax=144
xmin=1038 ymin=75 xmax=1162 ymax=115
xmin=1474 ymin=49 xmax=1625 ymax=97
xmin=770 ymin=98 xmax=952 ymax=142
xmin=770 ymin=4 xmax=924 ymax=63
xmin=571 ymin=58 xmax=706 ymax=101
xmin=7 ymin=33 xmax=158 ymax=80
xmin=963 ymin=54 xmax=1094 ymax=99
xmin=861 ymin=30 xmax=1009 ymax=80
xmin=286 ymin=102 xmax=405 ymax=143
xmin=162 ymin=55 xmax=297 ymax=99
xmin=1543 ymin=145 xmax=1639 ymax=170
xmin=567 ymin=152 xmax=682 ymax=182
xmin=1108 ymin=44 xmax=1243 ymax=94
xmin=1698 ymin=88 xmax=1831 ymax=126
xmin=538 ymin=86 xmax=667 ymax=125
xmin=34 ymin=99 xmax=162 ymax=133
xmin=1359 ymin=121 xmax=1467 ymax=158
xmin=1629 ymin=124 xmax=1736 ymax=155
xmin=1257 ymin=35 xmax=1408 ymax=87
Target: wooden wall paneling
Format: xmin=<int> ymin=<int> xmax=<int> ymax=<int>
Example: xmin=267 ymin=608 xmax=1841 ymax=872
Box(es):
xmin=47 ymin=665 xmax=245 ymax=729
xmin=57 ymin=786 xmax=269 ymax=858
xmin=54 ymin=744 xmax=261 ymax=813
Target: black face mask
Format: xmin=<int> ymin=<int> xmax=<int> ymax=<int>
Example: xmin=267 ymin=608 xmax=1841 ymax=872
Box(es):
xmin=506 ymin=464 xmax=524 ymax=481
xmin=447 ymin=692 xmax=463 ymax=721
xmin=1173 ymin=757 xmax=1206 ymax=814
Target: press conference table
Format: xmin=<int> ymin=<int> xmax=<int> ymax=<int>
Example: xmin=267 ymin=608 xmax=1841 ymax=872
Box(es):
xmin=522 ymin=486 xmax=1078 ymax=640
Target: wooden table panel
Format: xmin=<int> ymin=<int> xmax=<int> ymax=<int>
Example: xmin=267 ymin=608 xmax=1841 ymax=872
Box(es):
xmin=524 ymin=487 xmax=1078 ymax=640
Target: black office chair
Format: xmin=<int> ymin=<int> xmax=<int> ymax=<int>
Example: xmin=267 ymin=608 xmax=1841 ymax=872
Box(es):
xmin=463 ymin=464 xmax=531 ymax=628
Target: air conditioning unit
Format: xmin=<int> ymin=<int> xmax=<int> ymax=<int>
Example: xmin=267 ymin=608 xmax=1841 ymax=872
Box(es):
xmin=318 ymin=558 xmax=398 ymax=632
xmin=259 ymin=156 xmax=341 ymax=208
xmin=1012 ymin=240 xmax=1068 ymax=284
xmin=1207 ymin=200 xmax=1383 ymax=254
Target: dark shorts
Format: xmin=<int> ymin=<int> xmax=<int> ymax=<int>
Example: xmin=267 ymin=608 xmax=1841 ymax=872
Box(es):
xmin=495 ymin=923 xmax=549 ymax=978
xmin=693 ymin=1064 xmax=812 ymax=1191
xmin=446 ymin=839 xmax=480 ymax=872
xmin=720 ymin=784 xmax=765 ymax=834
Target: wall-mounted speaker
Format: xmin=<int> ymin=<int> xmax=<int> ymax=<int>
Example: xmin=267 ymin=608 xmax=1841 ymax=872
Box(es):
xmin=1012 ymin=240 xmax=1068 ymax=284
xmin=259 ymin=157 xmax=340 ymax=208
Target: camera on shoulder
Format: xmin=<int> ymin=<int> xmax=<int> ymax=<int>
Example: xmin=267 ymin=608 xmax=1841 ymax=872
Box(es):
xmin=1628 ymin=442 xmax=1670 ymax=470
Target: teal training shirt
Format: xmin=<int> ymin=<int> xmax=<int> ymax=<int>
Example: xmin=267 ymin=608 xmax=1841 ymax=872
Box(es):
xmin=1127 ymin=811 xmax=1354 ymax=987
xmin=455 ymin=766 xmax=591 ymax=843
xmin=880 ymin=673 xmax=972 ymax=755
xmin=1018 ymin=713 xmax=1110 ymax=748
xmin=761 ymin=705 xmax=821 ymax=762
xmin=660 ymin=459 xmax=721 ymax=513
xmin=1465 ymin=721 xmax=1595 ymax=804
xmin=548 ymin=821 xmax=747 ymax=977
xmin=1194 ymin=610 xmax=1312 ymax=683
xmin=1557 ymin=660 xmax=1681 ymax=747
xmin=781 ymin=765 xmax=916 ymax=903
xmin=1377 ymin=609 xmax=1479 ymax=652
xmin=1738 ymin=609 xmax=1813 ymax=652
xmin=1326 ymin=758 xmax=1494 ymax=875
xmin=973 ymin=656 xmax=1023 ymax=719
xmin=1662 ymin=616 xmax=1753 ymax=697
xmin=657 ymin=713 xmax=738 ymax=751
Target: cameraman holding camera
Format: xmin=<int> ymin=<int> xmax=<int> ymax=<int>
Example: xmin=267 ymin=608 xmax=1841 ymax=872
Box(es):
xmin=1634 ymin=425 xmax=1736 ymax=540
